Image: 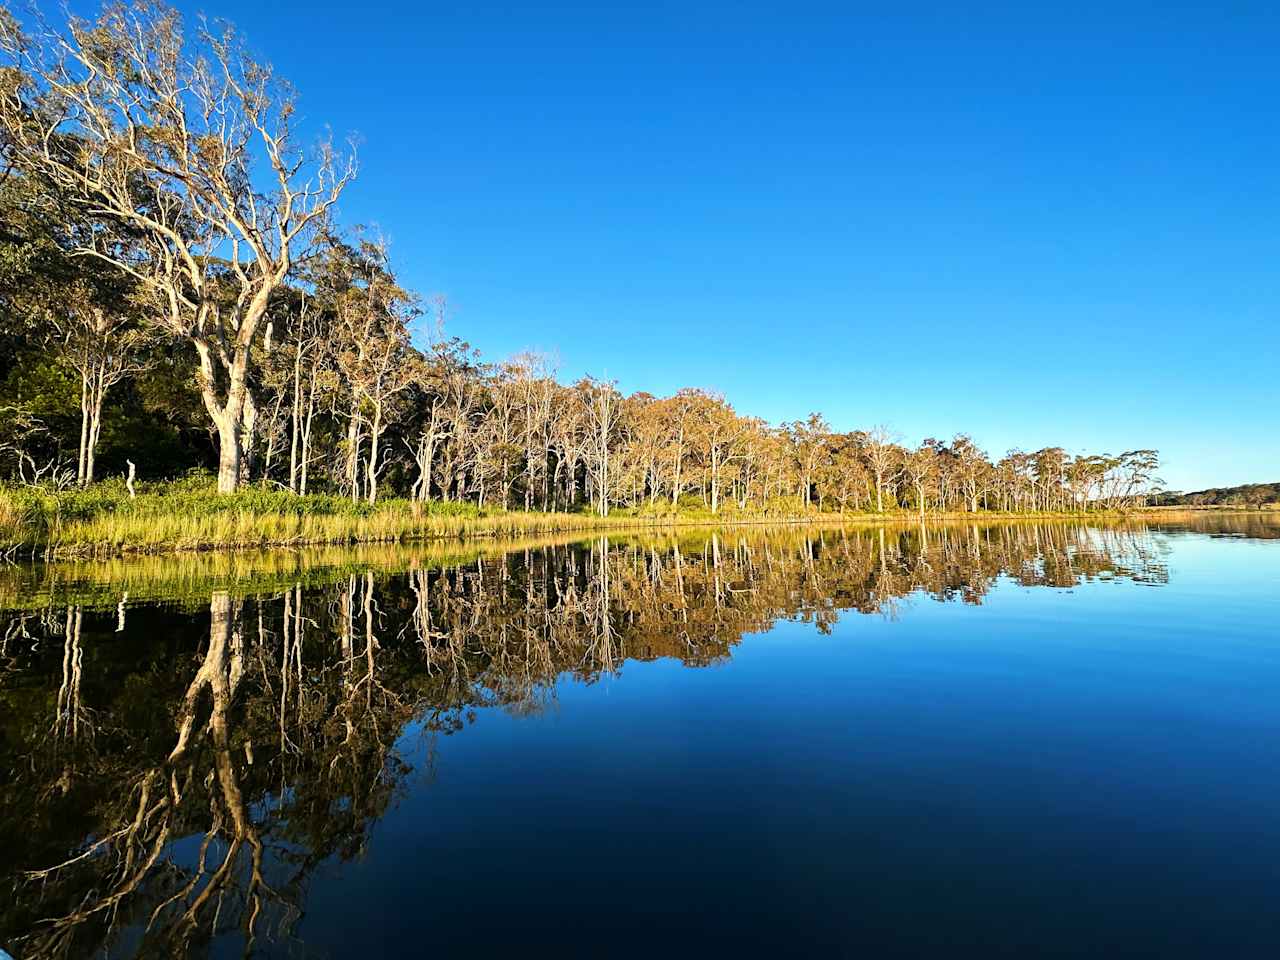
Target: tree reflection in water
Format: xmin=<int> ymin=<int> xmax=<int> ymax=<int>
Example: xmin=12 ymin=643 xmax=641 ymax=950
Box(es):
xmin=0 ymin=521 xmax=1212 ymax=957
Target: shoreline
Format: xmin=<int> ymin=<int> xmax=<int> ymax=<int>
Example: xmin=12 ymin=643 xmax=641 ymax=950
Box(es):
xmin=3 ymin=495 xmax=1271 ymax=561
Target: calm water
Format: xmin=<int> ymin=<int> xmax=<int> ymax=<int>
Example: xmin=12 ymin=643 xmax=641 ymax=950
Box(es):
xmin=2 ymin=517 xmax=1279 ymax=958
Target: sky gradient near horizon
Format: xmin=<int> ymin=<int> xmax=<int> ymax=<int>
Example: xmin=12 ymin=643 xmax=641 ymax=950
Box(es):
xmin=57 ymin=1 xmax=1280 ymax=491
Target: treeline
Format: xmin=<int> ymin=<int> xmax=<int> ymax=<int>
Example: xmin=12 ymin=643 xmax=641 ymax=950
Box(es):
xmin=0 ymin=2 xmax=1161 ymax=517
xmin=1152 ymin=483 xmax=1279 ymax=509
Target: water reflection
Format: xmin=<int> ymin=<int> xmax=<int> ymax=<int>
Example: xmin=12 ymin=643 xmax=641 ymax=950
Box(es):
xmin=0 ymin=519 xmax=1270 ymax=957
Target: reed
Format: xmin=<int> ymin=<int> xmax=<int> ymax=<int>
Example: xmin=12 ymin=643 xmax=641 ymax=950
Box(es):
xmin=0 ymin=480 xmax=782 ymax=558
xmin=0 ymin=477 xmax=1193 ymax=560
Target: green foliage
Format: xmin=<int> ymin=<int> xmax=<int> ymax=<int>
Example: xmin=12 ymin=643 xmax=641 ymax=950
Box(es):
xmin=0 ymin=0 xmax=1183 ymax=534
xmin=764 ymin=495 xmax=807 ymax=516
xmin=1153 ymin=483 xmax=1280 ymax=508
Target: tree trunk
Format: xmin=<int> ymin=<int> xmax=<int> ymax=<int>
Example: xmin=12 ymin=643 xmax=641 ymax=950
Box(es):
xmin=710 ymin=448 xmax=720 ymax=514
xmin=77 ymin=370 xmax=90 ymax=486
xmin=345 ymin=411 xmax=362 ymax=502
xmin=85 ymin=401 xmax=100 ymax=485
xmin=239 ymin=390 xmax=259 ymax=485
xmin=671 ymin=437 xmax=683 ymax=507
xmin=367 ymin=403 xmax=383 ymax=505
xmin=216 ymin=416 xmax=242 ymax=494
xmin=82 ymin=362 xmax=112 ymax=486
xmin=195 ymin=339 xmax=253 ymax=495
xmin=299 ymin=371 xmax=318 ymax=495
xmin=289 ymin=344 xmax=303 ymax=493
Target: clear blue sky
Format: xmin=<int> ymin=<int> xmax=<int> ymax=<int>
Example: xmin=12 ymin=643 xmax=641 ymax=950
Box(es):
xmin=66 ymin=1 xmax=1280 ymax=490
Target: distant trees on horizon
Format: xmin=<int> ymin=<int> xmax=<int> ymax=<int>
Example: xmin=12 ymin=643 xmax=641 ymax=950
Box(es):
xmin=1153 ymin=483 xmax=1279 ymax=509
xmin=0 ymin=1 xmax=1164 ymax=515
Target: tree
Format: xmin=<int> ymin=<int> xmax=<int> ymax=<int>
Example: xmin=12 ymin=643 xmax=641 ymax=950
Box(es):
xmin=407 ymin=331 xmax=477 ymax=503
xmin=39 ymin=273 xmax=150 ymax=484
xmin=577 ymin=377 xmax=622 ymax=517
xmin=0 ymin=2 xmax=354 ymax=491
xmin=863 ymin=425 xmax=900 ymax=512
xmin=816 ymin=433 xmax=867 ymax=513
xmin=510 ymin=351 xmax=557 ymax=510
xmin=689 ymin=391 xmax=745 ymax=515
xmin=788 ymin=413 xmax=829 ymax=509
xmin=283 ymin=293 xmax=334 ymax=494
xmin=624 ymin=392 xmax=667 ymax=508
xmin=902 ymin=445 xmax=938 ymax=520
xmin=951 ymin=434 xmax=991 ymax=512
xmin=328 ymin=239 xmax=420 ymax=504
xmin=662 ymin=389 xmax=699 ymax=508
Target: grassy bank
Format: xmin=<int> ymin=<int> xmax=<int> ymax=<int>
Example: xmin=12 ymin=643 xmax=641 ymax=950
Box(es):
xmin=0 ymin=481 xmax=662 ymax=559
xmin=0 ymin=479 xmax=841 ymax=558
xmin=0 ymin=478 xmax=1248 ymax=559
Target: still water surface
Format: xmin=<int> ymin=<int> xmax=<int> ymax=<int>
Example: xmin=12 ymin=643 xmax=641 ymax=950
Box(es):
xmin=2 ymin=517 xmax=1279 ymax=958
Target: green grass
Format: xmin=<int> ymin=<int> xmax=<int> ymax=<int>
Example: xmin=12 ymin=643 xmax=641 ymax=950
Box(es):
xmin=0 ymin=475 xmax=1189 ymax=560
xmin=0 ymin=478 xmax=810 ymax=559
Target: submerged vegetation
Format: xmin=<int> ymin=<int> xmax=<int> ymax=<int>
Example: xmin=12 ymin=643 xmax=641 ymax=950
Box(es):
xmin=0 ymin=2 xmax=1165 ymax=547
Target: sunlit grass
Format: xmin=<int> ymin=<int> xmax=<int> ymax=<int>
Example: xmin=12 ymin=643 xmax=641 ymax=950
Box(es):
xmin=0 ymin=476 xmax=1205 ymax=560
xmin=0 ymin=479 xmax=803 ymax=558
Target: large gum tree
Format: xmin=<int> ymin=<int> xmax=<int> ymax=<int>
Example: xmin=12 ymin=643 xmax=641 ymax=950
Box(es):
xmin=0 ymin=1 xmax=353 ymax=491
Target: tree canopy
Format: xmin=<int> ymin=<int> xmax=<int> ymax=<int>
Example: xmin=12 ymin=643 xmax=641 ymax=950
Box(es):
xmin=1 ymin=2 xmax=1167 ymax=515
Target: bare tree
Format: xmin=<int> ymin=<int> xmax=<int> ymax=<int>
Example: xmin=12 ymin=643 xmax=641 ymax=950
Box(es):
xmin=577 ymin=377 xmax=622 ymax=517
xmin=863 ymin=425 xmax=900 ymax=512
xmin=951 ymin=434 xmax=988 ymax=512
xmin=788 ymin=413 xmax=829 ymax=509
xmin=0 ymin=2 xmax=355 ymax=491
xmin=902 ymin=445 xmax=938 ymax=520
xmin=663 ymin=389 xmax=698 ymax=508
xmin=689 ymin=391 xmax=746 ymax=515
xmin=331 ymin=240 xmax=419 ymax=504
xmin=510 ymin=351 xmax=557 ymax=510
xmin=287 ymin=295 xmax=335 ymax=494
xmin=44 ymin=282 xmax=149 ymax=484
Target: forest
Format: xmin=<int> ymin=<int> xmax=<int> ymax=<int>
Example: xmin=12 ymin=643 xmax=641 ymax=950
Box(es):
xmin=1152 ymin=483 xmax=1279 ymax=509
xmin=0 ymin=2 xmax=1164 ymax=536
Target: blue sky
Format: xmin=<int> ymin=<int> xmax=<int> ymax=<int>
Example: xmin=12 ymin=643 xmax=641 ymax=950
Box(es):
xmin=62 ymin=1 xmax=1280 ymax=490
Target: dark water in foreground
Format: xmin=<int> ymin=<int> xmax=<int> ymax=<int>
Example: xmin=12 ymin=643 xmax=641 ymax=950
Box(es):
xmin=2 ymin=517 xmax=1279 ymax=958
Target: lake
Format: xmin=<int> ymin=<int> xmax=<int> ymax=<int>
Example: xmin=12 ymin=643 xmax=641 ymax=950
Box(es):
xmin=2 ymin=516 xmax=1279 ymax=958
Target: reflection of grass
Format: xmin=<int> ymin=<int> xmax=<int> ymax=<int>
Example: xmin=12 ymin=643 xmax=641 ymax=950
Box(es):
xmin=3 ymin=510 xmax=1275 ymax=611
xmin=0 ymin=477 xmax=1234 ymax=560
xmin=0 ymin=528 xmax=749 ymax=610
xmin=0 ymin=536 xmax=579 ymax=610
xmin=0 ymin=480 xmax=843 ymax=559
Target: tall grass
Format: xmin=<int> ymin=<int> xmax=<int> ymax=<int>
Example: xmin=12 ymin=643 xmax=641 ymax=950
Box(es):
xmin=0 ymin=475 xmax=1178 ymax=560
xmin=0 ymin=478 xmax=812 ymax=559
